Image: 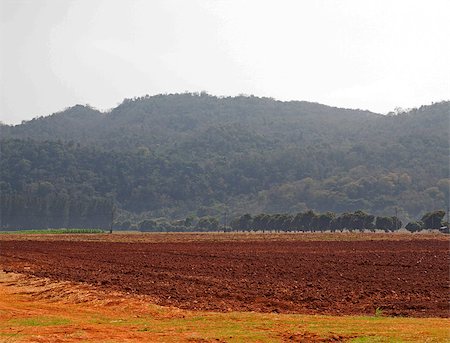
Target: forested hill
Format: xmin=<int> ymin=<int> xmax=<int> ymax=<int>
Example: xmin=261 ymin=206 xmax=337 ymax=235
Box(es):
xmin=1 ymin=94 xmax=449 ymax=228
xmin=2 ymin=94 xmax=379 ymax=152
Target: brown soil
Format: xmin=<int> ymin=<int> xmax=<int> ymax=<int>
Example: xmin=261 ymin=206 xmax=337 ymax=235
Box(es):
xmin=0 ymin=271 xmax=195 ymax=342
xmin=1 ymin=238 xmax=449 ymax=317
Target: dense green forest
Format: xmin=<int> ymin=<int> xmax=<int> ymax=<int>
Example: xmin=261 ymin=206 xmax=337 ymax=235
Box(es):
xmin=1 ymin=93 xmax=449 ymax=229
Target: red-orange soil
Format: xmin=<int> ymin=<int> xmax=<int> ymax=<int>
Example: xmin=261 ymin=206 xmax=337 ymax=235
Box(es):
xmin=1 ymin=238 xmax=449 ymax=317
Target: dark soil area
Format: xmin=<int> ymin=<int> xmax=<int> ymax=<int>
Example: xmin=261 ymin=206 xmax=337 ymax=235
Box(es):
xmin=1 ymin=238 xmax=448 ymax=317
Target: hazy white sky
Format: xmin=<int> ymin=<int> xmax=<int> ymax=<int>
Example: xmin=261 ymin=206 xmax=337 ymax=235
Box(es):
xmin=1 ymin=0 xmax=449 ymax=124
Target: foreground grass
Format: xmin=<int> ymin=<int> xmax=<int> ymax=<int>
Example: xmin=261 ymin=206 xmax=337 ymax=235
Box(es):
xmin=1 ymin=272 xmax=449 ymax=343
xmin=2 ymin=304 xmax=449 ymax=342
xmin=87 ymin=309 xmax=450 ymax=342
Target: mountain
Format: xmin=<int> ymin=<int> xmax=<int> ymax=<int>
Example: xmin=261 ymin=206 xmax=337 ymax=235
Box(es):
xmin=2 ymin=94 xmax=378 ymax=151
xmin=1 ymin=93 xmax=449 ymax=228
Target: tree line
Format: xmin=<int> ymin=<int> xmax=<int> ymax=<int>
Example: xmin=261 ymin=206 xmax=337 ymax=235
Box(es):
xmin=0 ymin=193 xmax=113 ymax=230
xmin=109 ymin=210 xmax=448 ymax=233
xmin=229 ymin=210 xmax=447 ymax=232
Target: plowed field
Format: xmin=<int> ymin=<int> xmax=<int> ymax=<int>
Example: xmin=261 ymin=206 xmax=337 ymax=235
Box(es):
xmin=1 ymin=238 xmax=449 ymax=317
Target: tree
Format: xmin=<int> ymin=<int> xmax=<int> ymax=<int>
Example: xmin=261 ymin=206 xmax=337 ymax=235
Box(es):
xmin=233 ymin=213 xmax=253 ymax=231
xmin=197 ymin=217 xmax=219 ymax=231
xmin=314 ymin=212 xmax=335 ymax=232
xmin=405 ymin=221 xmax=423 ymax=232
xmin=375 ymin=216 xmax=393 ymax=232
xmin=338 ymin=213 xmax=353 ymax=231
xmin=184 ymin=215 xmax=195 ymax=227
xmin=421 ymin=210 xmax=446 ymax=229
xmin=392 ymin=216 xmax=402 ymax=230
xmin=252 ymin=214 xmax=270 ymax=232
xmin=139 ymin=219 xmax=157 ymax=231
xmin=350 ymin=211 xmax=375 ymax=232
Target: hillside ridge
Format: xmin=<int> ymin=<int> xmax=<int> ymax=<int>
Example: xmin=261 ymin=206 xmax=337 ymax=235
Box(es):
xmin=1 ymin=95 xmax=449 ymax=228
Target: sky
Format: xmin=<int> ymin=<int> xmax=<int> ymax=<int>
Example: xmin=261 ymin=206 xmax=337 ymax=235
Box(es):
xmin=1 ymin=0 xmax=449 ymax=124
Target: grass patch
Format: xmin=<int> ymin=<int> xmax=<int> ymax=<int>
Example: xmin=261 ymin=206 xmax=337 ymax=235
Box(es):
xmin=120 ymin=310 xmax=450 ymax=342
xmin=374 ymin=307 xmax=384 ymax=317
xmin=3 ymin=307 xmax=449 ymax=342
xmin=350 ymin=337 xmax=390 ymax=342
xmin=8 ymin=316 xmax=71 ymax=327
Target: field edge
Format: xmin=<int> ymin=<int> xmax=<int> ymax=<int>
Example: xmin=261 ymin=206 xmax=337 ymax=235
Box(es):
xmin=1 ymin=271 xmax=449 ymax=343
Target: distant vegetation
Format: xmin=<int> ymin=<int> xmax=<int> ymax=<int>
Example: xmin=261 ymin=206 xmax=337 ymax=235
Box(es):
xmin=130 ymin=209 xmax=447 ymax=233
xmin=1 ymin=93 xmax=448 ymax=230
xmin=0 ymin=228 xmax=104 ymax=234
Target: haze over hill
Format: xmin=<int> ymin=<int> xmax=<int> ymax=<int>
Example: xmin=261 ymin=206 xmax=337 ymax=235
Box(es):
xmin=1 ymin=94 xmax=449 ymax=228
